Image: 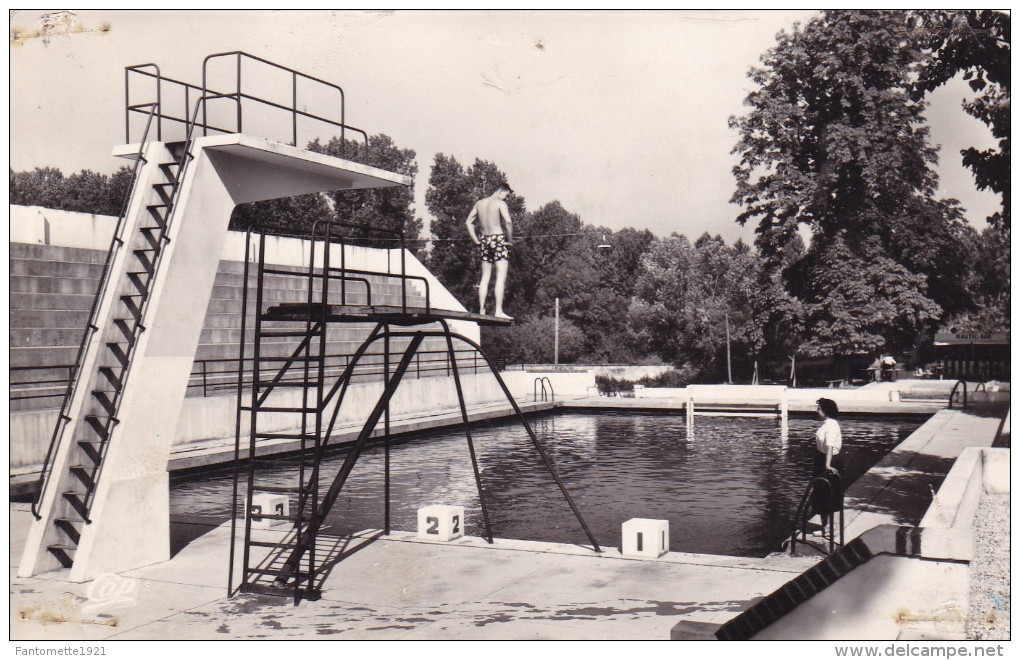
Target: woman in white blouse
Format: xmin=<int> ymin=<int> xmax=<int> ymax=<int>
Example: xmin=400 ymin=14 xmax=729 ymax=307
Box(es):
xmin=812 ymin=398 xmax=844 ymax=536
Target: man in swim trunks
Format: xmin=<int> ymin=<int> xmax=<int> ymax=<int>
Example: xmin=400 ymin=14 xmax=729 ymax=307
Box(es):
xmin=465 ymin=183 xmax=514 ymax=319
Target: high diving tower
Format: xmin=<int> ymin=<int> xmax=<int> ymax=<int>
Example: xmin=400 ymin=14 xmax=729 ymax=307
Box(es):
xmin=20 ymin=53 xmax=600 ymax=590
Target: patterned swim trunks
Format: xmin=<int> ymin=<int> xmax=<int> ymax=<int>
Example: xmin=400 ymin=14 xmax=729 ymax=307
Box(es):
xmin=478 ymin=234 xmax=510 ymax=263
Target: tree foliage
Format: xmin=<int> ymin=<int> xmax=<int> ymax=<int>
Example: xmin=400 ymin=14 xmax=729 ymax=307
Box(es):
xmin=911 ymin=10 xmax=1010 ymax=228
xmin=628 ymin=234 xmax=761 ymax=378
xmin=424 ymin=154 xmax=525 ymax=306
xmin=10 ymin=166 xmax=132 ymax=216
xmin=796 ymin=236 xmax=941 ymax=357
xmin=729 ymin=10 xmax=962 ymax=360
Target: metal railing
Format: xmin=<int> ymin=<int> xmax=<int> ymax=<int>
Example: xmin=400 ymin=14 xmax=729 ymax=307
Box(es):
xmin=307 ymin=219 xmax=430 ymax=316
xmin=189 ymin=348 xmax=485 ymax=397
xmin=30 ymin=103 xmax=163 ymax=520
xmin=948 ymin=379 xmax=969 ymax=409
xmin=126 ymin=52 xmax=369 ymax=154
xmin=789 ymin=470 xmax=844 ymax=556
xmin=533 ymin=376 xmax=555 ymax=402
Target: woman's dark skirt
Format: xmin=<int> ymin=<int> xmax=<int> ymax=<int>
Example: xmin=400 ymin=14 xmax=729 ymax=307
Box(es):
xmin=810 ymin=451 xmax=845 ymax=519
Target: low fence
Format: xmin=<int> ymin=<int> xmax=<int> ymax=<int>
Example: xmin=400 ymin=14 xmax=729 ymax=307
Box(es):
xmin=11 ymin=346 xmax=488 ymax=408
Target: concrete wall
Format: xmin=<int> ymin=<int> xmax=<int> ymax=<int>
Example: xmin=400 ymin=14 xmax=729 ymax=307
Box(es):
xmin=501 ymin=371 xmax=597 ymax=398
xmin=11 ymin=367 xmax=589 ymax=472
xmin=918 ymin=446 xmax=1011 ymax=530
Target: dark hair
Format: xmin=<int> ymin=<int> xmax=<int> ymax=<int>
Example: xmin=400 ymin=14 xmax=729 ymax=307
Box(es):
xmin=816 ymin=398 xmax=839 ymax=419
xmin=496 ymin=182 xmax=513 ymax=193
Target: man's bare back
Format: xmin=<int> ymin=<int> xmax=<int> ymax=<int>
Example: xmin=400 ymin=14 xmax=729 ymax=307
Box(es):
xmin=466 ymin=191 xmax=513 ymax=241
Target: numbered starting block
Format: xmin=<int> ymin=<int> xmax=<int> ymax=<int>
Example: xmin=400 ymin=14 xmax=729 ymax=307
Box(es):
xmin=417 ymin=505 xmax=464 ymax=542
xmin=248 ymin=493 xmax=289 ymax=530
xmin=621 ymin=518 xmax=669 ymax=558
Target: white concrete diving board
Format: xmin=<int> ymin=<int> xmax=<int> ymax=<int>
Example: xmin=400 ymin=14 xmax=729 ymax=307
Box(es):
xmin=115 ymin=133 xmax=411 ymax=204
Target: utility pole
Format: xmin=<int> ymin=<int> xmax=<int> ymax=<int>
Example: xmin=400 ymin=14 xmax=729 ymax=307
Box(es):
xmin=554 ymin=297 xmax=560 ymax=366
xmin=725 ymin=312 xmax=732 ymax=384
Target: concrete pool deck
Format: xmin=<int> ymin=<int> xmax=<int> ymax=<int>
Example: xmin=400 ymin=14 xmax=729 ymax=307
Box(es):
xmin=9 ymin=405 xmax=1007 ymax=640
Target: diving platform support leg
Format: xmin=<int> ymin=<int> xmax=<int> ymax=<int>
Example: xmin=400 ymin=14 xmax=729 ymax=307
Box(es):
xmin=450 ymin=330 xmax=602 ymax=553
xmin=227 ymin=228 xmax=254 ymax=597
xmin=384 ymin=324 xmax=391 ymax=535
xmin=439 ymin=320 xmax=494 ymax=544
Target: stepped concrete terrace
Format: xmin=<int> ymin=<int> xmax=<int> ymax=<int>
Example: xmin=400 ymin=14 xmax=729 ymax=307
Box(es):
xmin=9 ymin=400 xmax=1007 ymax=640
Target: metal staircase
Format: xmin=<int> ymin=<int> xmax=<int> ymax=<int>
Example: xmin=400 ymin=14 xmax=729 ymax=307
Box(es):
xmin=31 ymin=122 xmax=195 ymax=569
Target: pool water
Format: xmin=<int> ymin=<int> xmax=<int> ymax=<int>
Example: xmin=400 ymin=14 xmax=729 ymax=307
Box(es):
xmin=170 ymin=411 xmax=922 ymax=556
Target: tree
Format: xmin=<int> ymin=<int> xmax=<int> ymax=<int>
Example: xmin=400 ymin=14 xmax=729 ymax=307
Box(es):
xmin=425 ymin=155 xmax=525 ymax=306
xmin=312 ymin=133 xmax=424 ymax=252
xmin=485 ymin=315 xmax=585 ymax=365
xmin=10 ymin=165 xmax=134 ymax=216
xmin=730 ymin=10 xmax=966 ymax=361
xmin=628 ymin=234 xmax=761 ymax=379
xmin=942 ymin=225 xmax=1011 ymax=332
xmin=796 ymin=236 xmax=941 ymax=359
xmin=228 ymin=192 xmax=334 ymax=238
xmin=11 ymin=167 xmax=68 ymax=210
xmin=911 ymin=10 xmax=1010 ymax=229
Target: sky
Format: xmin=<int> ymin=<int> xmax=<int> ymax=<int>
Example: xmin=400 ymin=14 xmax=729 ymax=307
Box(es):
xmin=8 ymin=9 xmax=1000 ymax=245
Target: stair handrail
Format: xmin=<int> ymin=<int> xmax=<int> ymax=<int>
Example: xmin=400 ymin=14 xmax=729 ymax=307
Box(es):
xmin=789 ymin=470 xmax=844 ymax=556
xmin=948 ymin=379 xmax=968 ymax=409
xmin=76 ymin=93 xmax=235 ymax=522
xmin=31 ymin=102 xmax=163 ymax=520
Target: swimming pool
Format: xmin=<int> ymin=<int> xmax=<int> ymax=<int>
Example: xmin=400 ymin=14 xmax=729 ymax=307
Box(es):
xmin=170 ymin=411 xmax=922 ymax=556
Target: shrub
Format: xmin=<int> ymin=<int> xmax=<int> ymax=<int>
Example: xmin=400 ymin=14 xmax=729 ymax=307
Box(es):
xmin=637 ymin=367 xmax=696 ymax=388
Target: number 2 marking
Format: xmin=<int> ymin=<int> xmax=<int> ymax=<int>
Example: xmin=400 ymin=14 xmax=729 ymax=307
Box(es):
xmin=426 ymin=516 xmax=439 ymax=534
xmin=452 ymin=515 xmax=460 ymax=534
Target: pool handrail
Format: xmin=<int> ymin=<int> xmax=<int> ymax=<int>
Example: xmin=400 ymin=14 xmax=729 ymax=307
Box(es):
xmin=533 ymin=376 xmax=555 ymax=402
xmin=948 ymin=379 xmax=968 ymax=409
xmin=790 ymin=470 xmax=844 ymax=556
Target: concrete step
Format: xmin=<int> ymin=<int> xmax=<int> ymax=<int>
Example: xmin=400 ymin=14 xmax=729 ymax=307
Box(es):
xmin=9 ymin=243 xmax=108 ymax=264
xmin=10 ymin=327 xmax=87 ymax=348
xmin=10 ymin=276 xmax=102 ymax=296
xmin=10 ymin=385 xmax=66 ymax=412
xmin=10 ymin=292 xmax=95 ymax=311
xmin=11 ymin=309 xmax=91 ymax=328
xmin=10 ymin=365 xmax=73 ymax=385
xmin=10 ymin=346 xmax=79 ymax=368
xmin=9 ymin=258 xmax=107 ymax=279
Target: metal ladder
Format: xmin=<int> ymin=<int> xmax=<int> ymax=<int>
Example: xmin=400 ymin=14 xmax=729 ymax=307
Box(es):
xmin=232 ymin=228 xmax=329 ymax=602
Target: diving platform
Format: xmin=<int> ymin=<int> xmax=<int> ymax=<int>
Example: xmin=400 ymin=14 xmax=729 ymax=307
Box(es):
xmin=264 ymin=303 xmax=514 ymax=327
